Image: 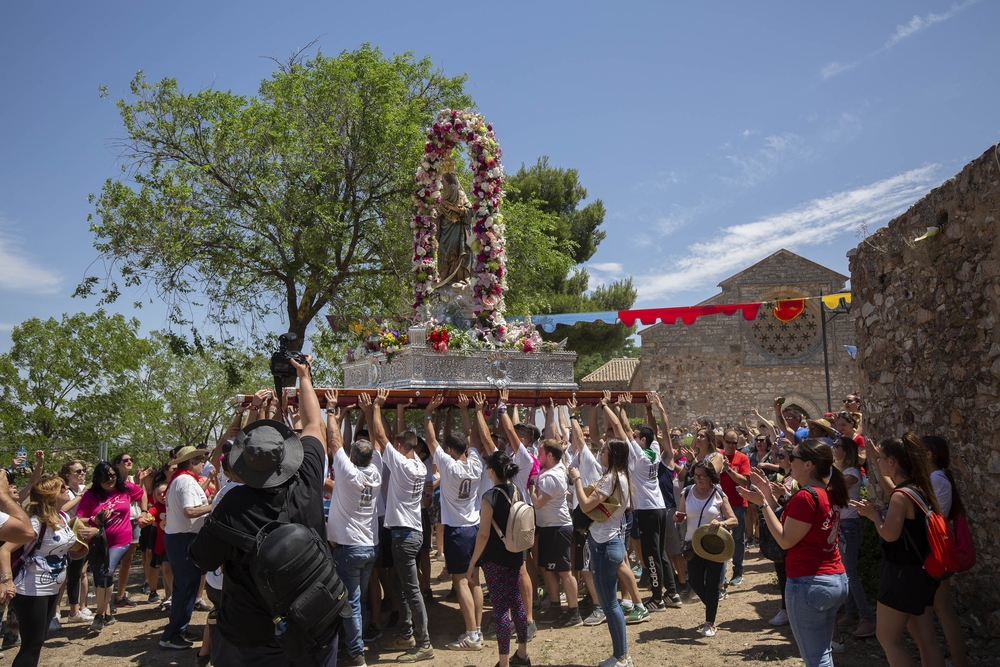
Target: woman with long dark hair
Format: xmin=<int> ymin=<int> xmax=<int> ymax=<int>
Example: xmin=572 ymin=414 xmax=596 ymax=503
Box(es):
xmin=919 ymin=436 xmax=969 ymax=667
xmin=832 ymin=436 xmax=875 ymax=638
xmin=75 ymin=461 xmax=144 ymax=633
xmin=569 ymin=423 xmax=632 ymax=667
xmin=741 ymin=439 xmax=848 ymax=667
xmin=675 ymin=460 xmax=737 ymax=637
xmin=467 ymin=451 xmax=530 ymax=667
xmin=0 ymin=475 xmax=93 ymax=667
xmin=852 ymin=433 xmax=946 ymax=667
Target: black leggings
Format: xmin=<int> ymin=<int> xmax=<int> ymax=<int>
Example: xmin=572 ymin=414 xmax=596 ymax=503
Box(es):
xmin=775 ymin=560 xmax=787 ymax=610
xmin=65 ymin=558 xmax=85 ymax=605
xmin=636 ymin=508 xmax=677 ymax=599
xmin=688 ymin=554 xmax=723 ymax=625
xmin=10 ymin=594 xmax=59 ymax=667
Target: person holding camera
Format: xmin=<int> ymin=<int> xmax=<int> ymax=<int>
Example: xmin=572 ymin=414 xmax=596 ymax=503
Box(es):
xmin=191 ymin=352 xmax=340 ymax=666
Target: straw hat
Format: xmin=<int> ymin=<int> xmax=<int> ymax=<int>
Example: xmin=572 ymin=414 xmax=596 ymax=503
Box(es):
xmin=67 ymin=517 xmax=90 ymax=561
xmin=806 ymin=418 xmax=838 ymax=440
xmin=692 ymin=524 xmax=735 ymax=563
xmin=169 ymin=446 xmax=206 ymax=466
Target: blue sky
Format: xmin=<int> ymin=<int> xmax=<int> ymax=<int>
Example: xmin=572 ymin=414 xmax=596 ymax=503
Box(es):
xmin=1 ymin=1 xmax=998 ymax=349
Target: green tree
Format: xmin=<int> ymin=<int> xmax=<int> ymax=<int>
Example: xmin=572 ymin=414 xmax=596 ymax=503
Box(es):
xmin=504 ymin=158 xmax=636 ymax=380
xmin=78 ymin=44 xmax=472 ymax=349
xmin=0 ymin=311 xmax=151 ymax=454
xmin=506 ymin=156 xmax=607 ymax=263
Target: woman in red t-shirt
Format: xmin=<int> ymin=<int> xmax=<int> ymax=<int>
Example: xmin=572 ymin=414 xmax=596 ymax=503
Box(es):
xmin=740 ymin=439 xmax=849 ymax=667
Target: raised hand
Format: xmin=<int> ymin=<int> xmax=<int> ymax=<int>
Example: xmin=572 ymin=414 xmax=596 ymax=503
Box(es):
xmin=600 ymin=390 xmax=612 ymax=406
xmin=456 ymin=393 xmax=470 ymax=409
xmin=472 ymin=392 xmax=487 ymax=412
xmin=566 ymin=395 xmax=578 ymax=412
xmin=618 ymin=392 xmax=632 ymax=405
xmin=357 ymin=392 xmax=373 ymax=410
xmin=426 ymin=394 xmax=445 ymax=413
xmin=324 ymin=389 xmax=339 ymax=410
xmin=499 ymin=388 xmax=510 ymax=404
xmin=374 ymin=388 xmax=389 ymax=407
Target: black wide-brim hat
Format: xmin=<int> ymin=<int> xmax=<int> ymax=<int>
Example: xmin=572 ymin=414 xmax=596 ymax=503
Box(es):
xmin=230 ymin=419 xmax=304 ymax=489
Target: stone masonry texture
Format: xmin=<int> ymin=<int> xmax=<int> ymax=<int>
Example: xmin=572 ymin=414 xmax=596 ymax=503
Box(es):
xmin=850 ymin=144 xmax=1000 ymax=634
xmin=640 ymin=249 xmax=857 ymax=430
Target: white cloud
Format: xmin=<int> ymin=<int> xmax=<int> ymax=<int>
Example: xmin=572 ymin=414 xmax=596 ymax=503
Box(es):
xmin=886 ymin=1 xmax=979 ymax=48
xmin=633 ymin=165 xmax=941 ymax=303
xmin=822 ymin=1 xmax=980 ymax=79
xmin=721 ymin=133 xmax=809 ymax=188
xmin=0 ymin=220 xmax=62 ymax=295
xmin=585 ymin=262 xmax=624 ymax=290
xmin=821 ymin=61 xmax=855 ymax=80
xmin=0 ymin=323 xmax=13 ymax=332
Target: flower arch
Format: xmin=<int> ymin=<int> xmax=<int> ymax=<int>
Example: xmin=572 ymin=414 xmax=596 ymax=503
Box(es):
xmin=412 ymin=109 xmax=506 ymax=344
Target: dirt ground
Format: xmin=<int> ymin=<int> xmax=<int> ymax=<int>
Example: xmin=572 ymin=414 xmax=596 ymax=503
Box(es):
xmin=27 ymin=551 xmax=998 ymax=667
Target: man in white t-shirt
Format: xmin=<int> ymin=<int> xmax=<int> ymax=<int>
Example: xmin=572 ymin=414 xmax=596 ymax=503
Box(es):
xmin=360 ymin=391 xmax=433 ymax=662
xmin=160 ymin=446 xmax=211 ymax=649
xmin=424 ymin=395 xmax=485 ymax=651
xmin=327 ymin=390 xmax=383 ymax=667
xmin=617 ymin=396 xmax=682 ymax=612
xmin=531 ymin=440 xmax=582 ymax=628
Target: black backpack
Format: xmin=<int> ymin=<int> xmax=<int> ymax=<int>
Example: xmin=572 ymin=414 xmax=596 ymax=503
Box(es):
xmin=210 ymin=481 xmax=348 ymax=660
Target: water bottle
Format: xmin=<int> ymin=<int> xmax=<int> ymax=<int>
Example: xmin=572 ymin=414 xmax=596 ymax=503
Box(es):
xmin=274 ymin=616 xmax=288 ymax=638
xmin=15 ymin=445 xmax=26 ymax=469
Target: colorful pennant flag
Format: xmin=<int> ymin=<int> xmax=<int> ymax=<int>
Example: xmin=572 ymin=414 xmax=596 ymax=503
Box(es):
xmin=773 ymin=299 xmax=805 ymax=323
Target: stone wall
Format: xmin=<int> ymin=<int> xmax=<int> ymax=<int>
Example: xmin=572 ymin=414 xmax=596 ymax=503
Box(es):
xmin=641 ymin=249 xmax=857 ymax=428
xmin=849 ymin=144 xmax=1000 ymax=633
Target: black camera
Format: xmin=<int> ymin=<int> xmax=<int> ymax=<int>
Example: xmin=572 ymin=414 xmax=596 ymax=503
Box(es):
xmin=270 ymin=332 xmax=309 ymax=380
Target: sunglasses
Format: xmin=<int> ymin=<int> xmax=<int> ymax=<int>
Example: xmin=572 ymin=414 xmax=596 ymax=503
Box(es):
xmin=724 ymin=440 xmax=738 ymax=445
xmin=776 ymin=454 xmax=787 ymax=460
xmin=693 ymin=473 xmax=710 ymax=480
xmin=832 ymin=443 xmax=844 ymax=450
xmin=71 ymin=468 xmax=85 ymax=474
xmin=788 ymin=452 xmax=807 ymax=463
xmin=120 ymin=457 xmax=133 ymax=463
xmin=844 ymin=399 xmax=859 ymax=404
xmin=755 ymin=437 xmax=767 ymax=442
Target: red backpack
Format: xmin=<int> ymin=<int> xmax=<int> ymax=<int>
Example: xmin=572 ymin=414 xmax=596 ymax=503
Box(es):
xmin=952 ymin=512 xmax=976 ymax=572
xmin=893 ymin=487 xmax=959 ymax=580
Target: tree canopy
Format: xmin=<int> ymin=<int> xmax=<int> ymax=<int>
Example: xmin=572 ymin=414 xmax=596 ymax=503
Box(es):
xmin=78 ymin=44 xmax=472 ymax=347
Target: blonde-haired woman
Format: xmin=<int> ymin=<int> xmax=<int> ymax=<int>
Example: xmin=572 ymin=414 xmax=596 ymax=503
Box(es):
xmin=1 ymin=475 xmax=93 ymax=667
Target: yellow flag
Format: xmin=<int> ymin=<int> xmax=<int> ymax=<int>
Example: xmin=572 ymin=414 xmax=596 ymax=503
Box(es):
xmin=821 ymin=293 xmax=851 ymax=309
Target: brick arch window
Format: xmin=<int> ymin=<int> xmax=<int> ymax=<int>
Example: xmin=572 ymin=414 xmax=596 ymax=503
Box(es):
xmin=747 ymin=291 xmax=822 ymax=361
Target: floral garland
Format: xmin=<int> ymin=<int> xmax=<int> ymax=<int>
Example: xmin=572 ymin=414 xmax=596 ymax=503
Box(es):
xmin=412 ymin=109 xmax=507 ymax=344
xmin=424 ymin=321 xmax=554 ymax=354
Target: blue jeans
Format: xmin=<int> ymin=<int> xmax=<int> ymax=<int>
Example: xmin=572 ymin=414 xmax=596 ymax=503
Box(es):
xmin=334 ymin=545 xmax=376 ymax=658
xmin=161 ymin=532 xmax=203 ymax=642
xmin=588 ymin=536 xmax=627 ymax=660
xmin=390 ymin=530 xmax=429 ymax=647
xmin=786 ymin=573 xmax=849 ymax=667
xmin=721 ymin=505 xmax=747 ymax=584
xmin=839 ymin=518 xmax=872 ymax=621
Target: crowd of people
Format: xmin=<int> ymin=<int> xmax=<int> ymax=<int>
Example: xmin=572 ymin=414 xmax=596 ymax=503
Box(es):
xmin=0 ymin=360 xmax=976 ymax=667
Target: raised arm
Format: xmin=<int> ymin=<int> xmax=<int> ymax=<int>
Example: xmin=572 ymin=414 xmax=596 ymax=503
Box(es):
xmin=357 ymin=392 xmax=386 ymax=452
xmin=0 ymin=471 xmax=34 ymax=545
xmin=542 ymin=399 xmax=557 ymax=440
xmin=497 ymin=389 xmax=521 ymax=452
xmin=457 ymin=393 xmax=472 ymax=437
xmin=601 ymin=391 xmax=630 ymax=442
xmin=325 ymin=390 xmax=346 ymax=458
xmin=443 ymin=407 xmax=453 ymax=441
xmin=752 ymin=407 xmax=778 ymax=442
xmin=772 ymin=397 xmax=791 ymax=437
xmin=472 ymin=392 xmax=496 ymax=455
xmin=423 ymin=394 xmax=446 ymax=456
xmin=566 ymin=396 xmax=586 ymax=455
xmin=18 ymin=449 xmax=46 ymax=499
xmin=289 ymin=355 xmax=323 ymax=441
xmin=587 ymin=404 xmax=600 ymax=448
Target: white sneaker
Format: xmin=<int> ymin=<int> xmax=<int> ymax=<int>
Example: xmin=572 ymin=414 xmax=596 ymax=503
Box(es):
xmin=78 ymin=608 xmax=94 ymax=620
xmin=66 ymin=612 xmax=89 ymax=624
xmin=768 ymin=609 xmax=789 ymax=626
xmin=831 ymin=639 xmax=845 ymax=653
xmin=583 ymin=608 xmax=606 ymax=626
xmin=49 ymin=617 xmax=62 ymax=631
xmin=598 ymin=656 xmax=625 ymax=667
xmin=700 ymin=623 xmax=717 ymax=637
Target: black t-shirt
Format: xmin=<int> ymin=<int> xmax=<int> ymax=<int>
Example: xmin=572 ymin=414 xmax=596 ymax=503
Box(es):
xmin=478 ymin=482 xmax=524 ymax=570
xmin=190 ymin=434 xmax=328 ymax=647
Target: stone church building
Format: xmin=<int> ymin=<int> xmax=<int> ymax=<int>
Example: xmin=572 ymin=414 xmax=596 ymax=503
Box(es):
xmin=639 ymin=249 xmax=857 ymax=429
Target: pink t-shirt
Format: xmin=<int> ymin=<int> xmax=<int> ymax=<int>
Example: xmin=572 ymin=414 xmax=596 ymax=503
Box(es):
xmin=76 ymin=482 xmax=144 ymax=548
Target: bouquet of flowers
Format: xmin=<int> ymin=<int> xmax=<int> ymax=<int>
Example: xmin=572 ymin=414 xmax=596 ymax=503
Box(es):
xmin=428 ymin=325 xmax=450 ymax=352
